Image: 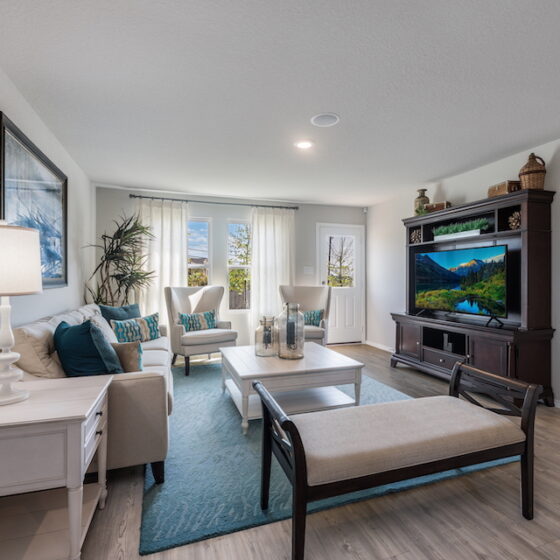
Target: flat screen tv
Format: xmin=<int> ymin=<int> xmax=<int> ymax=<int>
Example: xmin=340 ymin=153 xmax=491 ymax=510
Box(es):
xmin=415 ymin=245 xmax=507 ymax=317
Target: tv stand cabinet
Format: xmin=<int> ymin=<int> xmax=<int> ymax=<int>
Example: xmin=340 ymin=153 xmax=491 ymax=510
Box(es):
xmin=390 ymin=313 xmax=554 ymax=406
xmin=392 ymin=190 xmax=555 ymax=406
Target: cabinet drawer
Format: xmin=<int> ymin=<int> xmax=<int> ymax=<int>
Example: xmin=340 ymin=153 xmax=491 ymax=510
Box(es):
xmin=423 ymin=348 xmax=462 ymax=371
xmin=83 ymin=395 xmax=107 ymax=443
xmin=84 ymin=418 xmax=106 ymax=468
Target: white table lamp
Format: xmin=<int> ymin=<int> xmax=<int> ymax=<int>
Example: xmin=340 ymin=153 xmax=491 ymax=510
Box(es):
xmin=0 ymin=222 xmax=42 ymax=405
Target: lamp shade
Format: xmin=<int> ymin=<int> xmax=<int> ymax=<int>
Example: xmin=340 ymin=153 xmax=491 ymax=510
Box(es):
xmin=0 ymin=224 xmax=43 ymax=295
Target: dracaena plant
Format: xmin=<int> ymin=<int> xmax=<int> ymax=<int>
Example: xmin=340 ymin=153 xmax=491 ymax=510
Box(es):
xmin=87 ymin=215 xmax=155 ymax=306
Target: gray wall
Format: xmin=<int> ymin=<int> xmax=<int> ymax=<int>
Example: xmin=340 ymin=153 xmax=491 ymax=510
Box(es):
xmin=96 ymin=186 xmax=366 ymax=344
xmin=366 ymin=137 xmax=560 ymax=402
xmin=1 ymin=67 xmax=94 ymax=326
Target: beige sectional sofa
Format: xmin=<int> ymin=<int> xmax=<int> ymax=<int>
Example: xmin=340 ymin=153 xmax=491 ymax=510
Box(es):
xmin=13 ymin=303 xmax=173 ymax=482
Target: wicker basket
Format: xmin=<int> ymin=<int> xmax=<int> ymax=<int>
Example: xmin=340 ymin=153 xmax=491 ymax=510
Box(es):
xmin=519 ymin=153 xmax=546 ymax=190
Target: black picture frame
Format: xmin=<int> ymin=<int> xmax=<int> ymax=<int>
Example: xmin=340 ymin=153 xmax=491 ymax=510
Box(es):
xmin=0 ymin=113 xmax=68 ymax=288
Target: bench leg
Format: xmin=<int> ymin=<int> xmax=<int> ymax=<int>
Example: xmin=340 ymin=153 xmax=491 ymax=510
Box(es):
xmin=521 ymin=452 xmax=534 ymax=520
xmin=292 ymin=488 xmax=306 ymax=560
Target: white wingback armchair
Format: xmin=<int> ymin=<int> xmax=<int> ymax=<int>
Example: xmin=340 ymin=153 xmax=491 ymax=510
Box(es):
xmin=165 ymin=286 xmax=238 ymax=375
xmin=279 ymin=285 xmax=332 ymax=345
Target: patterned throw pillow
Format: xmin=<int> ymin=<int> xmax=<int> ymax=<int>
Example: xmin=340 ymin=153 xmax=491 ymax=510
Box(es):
xmin=178 ymin=310 xmax=217 ymax=332
xmin=111 ymin=313 xmax=161 ymax=343
xmin=303 ymin=309 xmax=324 ymax=327
xmin=111 ymin=342 xmax=143 ymax=372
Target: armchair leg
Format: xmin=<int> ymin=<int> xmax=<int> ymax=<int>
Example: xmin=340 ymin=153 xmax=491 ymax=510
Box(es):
xmin=172 ymin=353 xmax=177 ymax=366
xmin=185 ymin=356 xmax=190 ymax=376
xmin=151 ymin=461 xmax=165 ymax=484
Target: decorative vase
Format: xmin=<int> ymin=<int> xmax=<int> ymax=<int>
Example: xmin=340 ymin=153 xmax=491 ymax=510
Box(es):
xmin=276 ymin=303 xmax=305 ymax=359
xmin=519 ymin=153 xmax=546 ymax=190
xmin=414 ymin=189 xmax=430 ymax=214
xmin=255 ymin=316 xmax=277 ymax=357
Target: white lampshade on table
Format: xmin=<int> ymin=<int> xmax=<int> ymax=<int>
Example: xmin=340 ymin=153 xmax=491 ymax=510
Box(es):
xmin=0 ymin=222 xmax=42 ymax=405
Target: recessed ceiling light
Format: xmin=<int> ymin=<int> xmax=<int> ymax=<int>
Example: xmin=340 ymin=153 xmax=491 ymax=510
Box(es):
xmin=311 ymin=113 xmax=340 ymax=127
xmin=294 ymin=140 xmax=314 ymax=150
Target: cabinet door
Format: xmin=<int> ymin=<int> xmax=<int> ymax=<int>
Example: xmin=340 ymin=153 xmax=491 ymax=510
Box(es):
xmin=468 ymin=336 xmax=509 ymax=376
xmin=399 ymin=323 xmax=421 ymax=358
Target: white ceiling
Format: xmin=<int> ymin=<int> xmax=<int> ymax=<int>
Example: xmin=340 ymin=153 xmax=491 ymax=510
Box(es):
xmin=1 ymin=1 xmax=560 ymax=205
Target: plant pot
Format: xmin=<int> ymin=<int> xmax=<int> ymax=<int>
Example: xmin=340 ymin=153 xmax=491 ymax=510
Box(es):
xmin=433 ymin=229 xmax=481 ymax=242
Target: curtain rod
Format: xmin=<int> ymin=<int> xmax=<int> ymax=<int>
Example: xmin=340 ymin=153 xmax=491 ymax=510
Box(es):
xmin=129 ymin=193 xmax=299 ymax=210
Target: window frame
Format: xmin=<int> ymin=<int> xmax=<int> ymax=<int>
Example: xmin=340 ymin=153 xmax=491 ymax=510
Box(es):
xmin=187 ymin=217 xmax=212 ymax=286
xmin=227 ymin=219 xmax=251 ymax=312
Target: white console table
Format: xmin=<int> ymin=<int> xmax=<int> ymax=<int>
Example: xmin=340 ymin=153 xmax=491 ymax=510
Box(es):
xmin=0 ymin=375 xmax=112 ymax=560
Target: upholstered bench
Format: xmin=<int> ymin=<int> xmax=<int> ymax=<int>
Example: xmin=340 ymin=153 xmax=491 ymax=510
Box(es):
xmin=253 ymin=363 xmax=540 ymax=560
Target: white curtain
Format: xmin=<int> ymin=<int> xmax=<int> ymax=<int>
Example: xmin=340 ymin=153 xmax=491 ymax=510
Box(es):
xmin=137 ymin=198 xmax=188 ymax=320
xmin=250 ymin=207 xmax=295 ymax=329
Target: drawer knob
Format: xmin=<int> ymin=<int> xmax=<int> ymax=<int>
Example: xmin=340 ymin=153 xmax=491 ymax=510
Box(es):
xmin=416 ymin=341 xmax=420 ymax=345
xmin=439 ymin=358 xmax=444 ymax=363
xmin=96 ymin=411 xmax=103 ymax=417
xmin=96 ymin=430 xmax=103 ymax=436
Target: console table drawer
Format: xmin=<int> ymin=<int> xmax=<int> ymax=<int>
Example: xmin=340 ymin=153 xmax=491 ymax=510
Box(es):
xmin=83 ymin=395 xmax=107 ymax=442
xmin=423 ymin=348 xmax=461 ymax=371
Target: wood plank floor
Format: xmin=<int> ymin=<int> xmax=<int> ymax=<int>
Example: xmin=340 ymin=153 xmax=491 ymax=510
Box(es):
xmin=82 ymin=345 xmax=560 ymax=560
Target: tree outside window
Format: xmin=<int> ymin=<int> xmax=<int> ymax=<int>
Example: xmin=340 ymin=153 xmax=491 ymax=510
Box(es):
xmin=188 ymin=220 xmax=209 ymax=286
xmin=228 ymin=223 xmax=251 ymax=309
xmin=327 ymin=235 xmax=355 ymax=287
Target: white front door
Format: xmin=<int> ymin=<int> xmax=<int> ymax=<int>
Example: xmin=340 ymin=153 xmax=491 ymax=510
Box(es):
xmin=317 ymin=223 xmax=365 ymax=344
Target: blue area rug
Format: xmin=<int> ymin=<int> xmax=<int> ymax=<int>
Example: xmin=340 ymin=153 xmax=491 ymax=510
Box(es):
xmin=139 ymin=362 xmax=518 ymax=555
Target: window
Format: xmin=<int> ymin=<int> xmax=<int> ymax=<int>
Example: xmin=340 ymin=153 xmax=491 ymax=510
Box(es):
xmin=228 ymin=222 xmax=251 ymax=309
xmin=327 ymin=235 xmax=355 ymax=287
xmin=188 ymin=220 xmax=210 ymax=286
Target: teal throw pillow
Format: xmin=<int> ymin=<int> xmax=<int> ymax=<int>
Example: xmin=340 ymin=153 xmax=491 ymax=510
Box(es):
xmin=54 ymin=320 xmax=123 ymax=377
xmin=99 ymin=303 xmax=141 ymax=322
xmin=111 ymin=313 xmax=161 ymax=343
xmin=178 ymin=310 xmax=217 ymax=332
xmin=303 ymin=309 xmax=324 ymax=327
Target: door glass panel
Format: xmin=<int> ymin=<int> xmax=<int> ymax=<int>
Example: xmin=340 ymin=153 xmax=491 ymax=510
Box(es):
xmin=327 ymin=235 xmax=355 ymax=287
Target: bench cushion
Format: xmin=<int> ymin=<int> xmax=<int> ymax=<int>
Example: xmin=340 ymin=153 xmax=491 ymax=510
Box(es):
xmin=292 ymin=395 xmax=525 ymax=486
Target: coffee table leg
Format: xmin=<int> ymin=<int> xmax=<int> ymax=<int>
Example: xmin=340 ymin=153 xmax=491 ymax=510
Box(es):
xmin=242 ymin=394 xmax=249 ymax=434
xmin=355 ymin=369 xmax=361 ymax=406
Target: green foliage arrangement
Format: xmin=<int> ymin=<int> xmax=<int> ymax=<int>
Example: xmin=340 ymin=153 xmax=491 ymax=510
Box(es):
xmin=432 ymin=218 xmax=489 ymax=238
xmin=87 ymin=215 xmax=155 ymax=306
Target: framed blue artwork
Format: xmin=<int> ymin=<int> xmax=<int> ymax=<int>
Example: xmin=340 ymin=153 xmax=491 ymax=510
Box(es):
xmin=0 ymin=113 xmax=68 ymax=288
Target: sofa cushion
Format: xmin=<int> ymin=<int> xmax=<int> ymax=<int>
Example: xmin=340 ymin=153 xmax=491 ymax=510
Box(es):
xmin=54 ymin=321 xmax=123 ymax=377
xmin=181 ymin=328 xmax=237 ymax=346
xmin=91 ymin=314 xmax=118 ymax=343
xmin=78 ymin=303 xmax=101 ymax=321
xmin=142 ymin=349 xmax=171 ymax=368
xmin=292 ymin=395 xmax=525 ymax=486
xmin=99 ymin=303 xmax=141 ymax=322
xmin=142 ymin=337 xmax=170 ymax=352
xmin=112 ymin=342 xmax=143 ymax=372
xmin=304 ymin=325 xmax=325 ymax=339
xmin=13 ymin=320 xmax=65 ymax=378
xmin=111 ymin=313 xmax=160 ymax=343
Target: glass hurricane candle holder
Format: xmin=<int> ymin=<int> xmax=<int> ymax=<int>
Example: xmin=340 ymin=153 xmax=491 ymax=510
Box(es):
xmin=276 ymin=303 xmax=304 ymax=359
xmin=255 ymin=316 xmax=277 ymax=357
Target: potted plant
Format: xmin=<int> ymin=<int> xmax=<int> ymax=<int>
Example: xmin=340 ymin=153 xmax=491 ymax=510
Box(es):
xmin=86 ymin=214 xmax=155 ymax=306
xmin=432 ymin=218 xmax=490 ymax=242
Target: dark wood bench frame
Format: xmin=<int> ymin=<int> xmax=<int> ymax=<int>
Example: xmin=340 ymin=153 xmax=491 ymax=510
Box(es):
xmin=253 ymin=363 xmax=541 ymax=560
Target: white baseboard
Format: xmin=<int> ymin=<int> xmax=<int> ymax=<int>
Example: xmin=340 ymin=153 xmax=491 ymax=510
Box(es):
xmin=365 ymin=340 xmax=395 ymax=353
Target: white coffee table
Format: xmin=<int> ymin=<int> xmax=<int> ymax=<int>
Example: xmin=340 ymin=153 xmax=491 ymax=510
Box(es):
xmin=221 ymin=342 xmax=364 ymax=433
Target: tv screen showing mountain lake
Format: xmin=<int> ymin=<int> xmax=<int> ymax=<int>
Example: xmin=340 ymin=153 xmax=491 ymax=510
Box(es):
xmin=415 ymin=246 xmax=507 ymax=317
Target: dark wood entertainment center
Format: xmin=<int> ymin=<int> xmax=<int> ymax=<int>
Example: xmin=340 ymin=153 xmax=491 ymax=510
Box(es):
xmin=391 ymin=189 xmax=555 ymax=406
